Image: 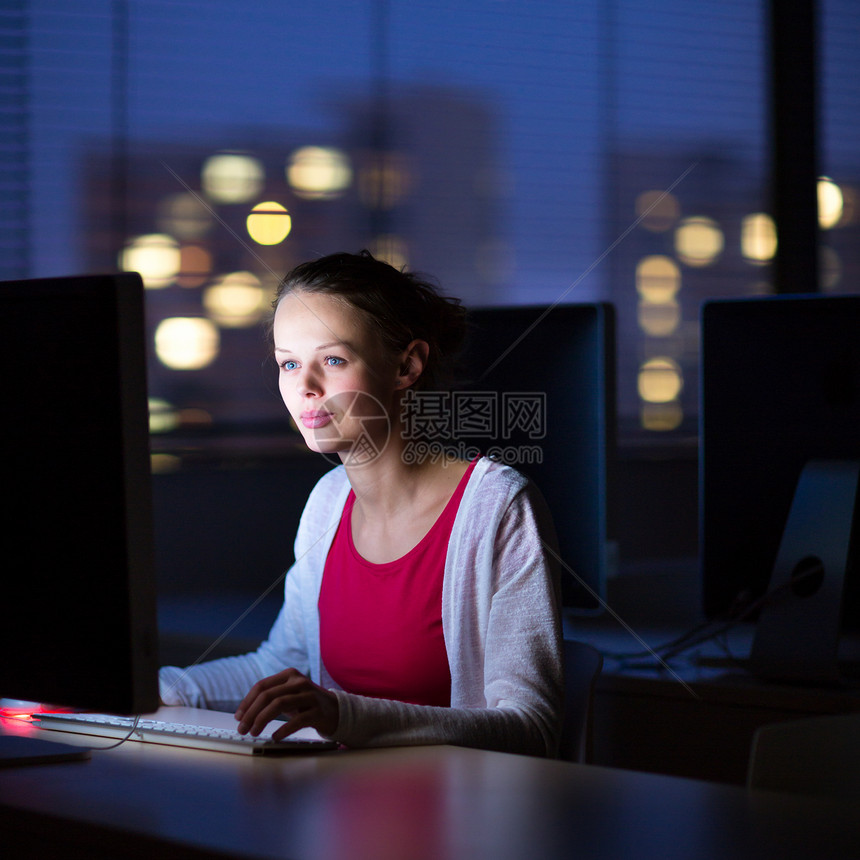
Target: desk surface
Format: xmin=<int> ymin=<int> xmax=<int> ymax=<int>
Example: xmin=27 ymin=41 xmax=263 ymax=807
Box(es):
xmin=1 ymin=721 xmax=858 ymax=860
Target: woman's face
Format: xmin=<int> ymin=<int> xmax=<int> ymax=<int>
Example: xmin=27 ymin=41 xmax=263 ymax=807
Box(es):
xmin=273 ymin=290 xmax=399 ymax=463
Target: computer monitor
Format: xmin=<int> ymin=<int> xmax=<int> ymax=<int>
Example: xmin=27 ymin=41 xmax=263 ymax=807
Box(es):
xmin=700 ymin=294 xmax=860 ymax=682
xmin=0 ymin=272 xmax=159 ymax=716
xmin=458 ymin=303 xmax=616 ymax=611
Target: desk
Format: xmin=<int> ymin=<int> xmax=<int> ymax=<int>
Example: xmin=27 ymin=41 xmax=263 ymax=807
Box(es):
xmin=592 ymin=663 xmax=860 ymax=785
xmin=1 ymin=724 xmax=858 ymax=860
xmin=569 ymin=621 xmax=860 ymax=785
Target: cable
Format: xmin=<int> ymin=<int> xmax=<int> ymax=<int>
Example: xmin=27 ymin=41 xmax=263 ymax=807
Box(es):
xmin=2 ymin=711 xmax=142 ymax=753
xmin=601 ymin=564 xmax=824 ymax=668
xmin=86 ymin=715 xmax=141 ymax=751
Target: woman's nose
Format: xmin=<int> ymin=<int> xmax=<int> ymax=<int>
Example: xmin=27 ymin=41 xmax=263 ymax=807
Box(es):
xmin=294 ymin=367 xmax=322 ymax=398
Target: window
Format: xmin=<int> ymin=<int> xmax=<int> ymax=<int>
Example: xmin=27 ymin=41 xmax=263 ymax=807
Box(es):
xmin=6 ymin=1 xmax=856 ymax=463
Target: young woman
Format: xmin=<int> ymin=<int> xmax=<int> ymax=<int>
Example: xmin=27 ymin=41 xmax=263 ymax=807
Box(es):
xmin=159 ymin=251 xmax=563 ymax=757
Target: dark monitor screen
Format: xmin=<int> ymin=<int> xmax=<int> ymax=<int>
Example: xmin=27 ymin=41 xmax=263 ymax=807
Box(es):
xmin=459 ymin=304 xmax=616 ymax=612
xmin=700 ymin=294 xmax=860 ymax=629
xmin=0 ymin=273 xmax=159 ymax=715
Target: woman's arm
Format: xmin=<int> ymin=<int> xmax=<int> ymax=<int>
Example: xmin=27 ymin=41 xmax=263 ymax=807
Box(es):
xmin=158 ymin=467 xmax=349 ymax=710
xmin=157 ymin=584 xmax=309 ymax=711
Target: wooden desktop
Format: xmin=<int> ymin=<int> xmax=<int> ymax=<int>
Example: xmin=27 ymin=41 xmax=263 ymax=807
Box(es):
xmin=1 ymin=716 xmax=858 ymax=860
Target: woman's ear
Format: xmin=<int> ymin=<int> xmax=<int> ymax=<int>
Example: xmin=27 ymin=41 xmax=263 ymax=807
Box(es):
xmin=395 ymin=339 xmax=429 ymax=389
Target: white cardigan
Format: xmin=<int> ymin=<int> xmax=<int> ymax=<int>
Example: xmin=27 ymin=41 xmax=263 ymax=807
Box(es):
xmin=160 ymin=456 xmax=564 ymax=757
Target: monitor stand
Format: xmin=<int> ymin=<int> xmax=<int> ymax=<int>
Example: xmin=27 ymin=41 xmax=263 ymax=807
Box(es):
xmin=750 ymin=460 xmax=860 ymax=685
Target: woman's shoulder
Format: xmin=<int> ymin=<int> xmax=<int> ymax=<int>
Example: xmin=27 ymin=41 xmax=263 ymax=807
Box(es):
xmin=469 ymin=455 xmax=532 ymax=496
xmin=466 ymin=457 xmax=554 ymax=523
xmin=456 ymin=456 xmax=543 ymax=522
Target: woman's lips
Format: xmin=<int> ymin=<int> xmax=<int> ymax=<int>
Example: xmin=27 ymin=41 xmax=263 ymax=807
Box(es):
xmin=301 ymin=411 xmax=334 ymax=429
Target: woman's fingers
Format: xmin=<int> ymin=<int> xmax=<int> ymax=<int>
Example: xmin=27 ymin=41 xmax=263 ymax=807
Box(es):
xmin=234 ymin=668 xmax=338 ymax=738
xmin=237 ymin=675 xmax=299 ymax=734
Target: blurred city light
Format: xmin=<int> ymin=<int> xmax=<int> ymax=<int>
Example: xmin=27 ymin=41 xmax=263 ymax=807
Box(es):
xmin=641 ymin=401 xmax=684 ymax=432
xmin=203 ymin=271 xmax=270 ymax=327
xmin=246 ymin=201 xmax=292 ymax=245
xmin=201 ymin=153 xmax=264 ymax=204
xmin=120 ymin=233 xmax=181 ymax=288
xmin=148 ymin=397 xmax=179 ymax=433
xmin=157 ymin=192 xmax=213 ymax=240
xmin=154 ymin=317 xmax=220 ymax=369
xmin=176 ymin=243 xmax=213 ymax=288
xmin=636 ymin=255 xmax=681 ymax=303
xmin=287 ymin=146 xmax=352 ymax=199
xmin=674 ymin=216 xmax=724 ymax=267
xmin=636 ymin=190 xmax=680 ymax=232
xmin=818 ymin=177 xmax=844 ymax=229
xmin=638 ymin=300 xmax=681 ymax=337
xmin=741 ymin=213 xmax=777 ymax=263
xmin=638 ymin=356 xmax=683 ymax=403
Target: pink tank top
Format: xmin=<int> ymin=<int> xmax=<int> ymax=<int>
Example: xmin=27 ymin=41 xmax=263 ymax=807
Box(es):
xmin=318 ymin=460 xmax=477 ymax=706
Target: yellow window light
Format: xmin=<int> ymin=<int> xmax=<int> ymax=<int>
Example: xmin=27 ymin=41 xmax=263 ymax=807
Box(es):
xmin=638 ymin=357 xmax=683 ymax=403
xmin=246 ymin=201 xmax=292 ymax=246
xmin=203 ymin=271 xmax=270 ymax=328
xmin=154 ymin=317 xmax=220 ymax=370
xmin=675 ymin=216 xmax=724 ymax=267
xmin=202 ymin=153 xmax=264 ymax=204
xmin=120 ymin=234 xmax=181 ymax=289
xmin=287 ymin=146 xmax=352 ymax=199
xmin=818 ymin=177 xmax=844 ymax=229
xmin=741 ymin=213 xmax=777 ymax=263
xmin=636 ymin=256 xmax=681 ymax=304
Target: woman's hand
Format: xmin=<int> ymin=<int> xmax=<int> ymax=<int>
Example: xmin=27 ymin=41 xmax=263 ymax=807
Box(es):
xmin=234 ymin=668 xmax=339 ymax=740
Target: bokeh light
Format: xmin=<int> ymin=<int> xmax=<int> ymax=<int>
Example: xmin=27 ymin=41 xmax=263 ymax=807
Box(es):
xmin=818 ymin=177 xmax=844 ymax=229
xmin=674 ymin=216 xmax=724 ymax=267
xmin=741 ymin=213 xmax=777 ymax=263
xmin=638 ymin=357 xmax=683 ymax=403
xmin=154 ymin=317 xmax=220 ymax=370
xmin=636 ymin=190 xmax=680 ymax=232
xmin=203 ymin=271 xmax=270 ymax=327
xmin=157 ymin=192 xmax=213 ymax=240
xmin=641 ymin=401 xmax=684 ymax=432
xmin=638 ymin=301 xmax=681 ymax=337
xmin=148 ymin=398 xmax=179 ymax=434
xmin=287 ymin=146 xmax=352 ymax=200
xmin=120 ymin=233 xmax=181 ymax=289
xmin=202 ymin=153 xmax=264 ymax=204
xmin=246 ymin=201 xmax=292 ymax=245
xmin=636 ymin=256 xmax=681 ymax=303
xmin=176 ymin=243 xmax=213 ymax=288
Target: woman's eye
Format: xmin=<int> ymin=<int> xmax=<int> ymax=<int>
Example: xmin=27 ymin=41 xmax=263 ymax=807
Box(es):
xmin=324 ymin=355 xmax=345 ymax=367
xmin=280 ymin=359 xmax=298 ymax=371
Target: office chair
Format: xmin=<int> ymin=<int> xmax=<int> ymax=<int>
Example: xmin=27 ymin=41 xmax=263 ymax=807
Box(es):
xmin=558 ymin=639 xmax=604 ymax=763
xmin=747 ymin=712 xmax=860 ymax=797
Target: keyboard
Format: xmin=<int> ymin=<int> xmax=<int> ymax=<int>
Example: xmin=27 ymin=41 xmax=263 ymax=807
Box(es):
xmin=34 ymin=706 xmax=339 ymax=756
